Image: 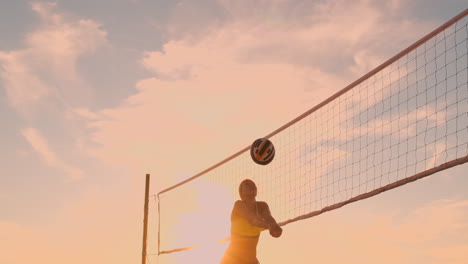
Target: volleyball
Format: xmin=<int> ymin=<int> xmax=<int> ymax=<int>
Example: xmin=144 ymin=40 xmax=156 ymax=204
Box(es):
xmin=250 ymin=138 xmax=275 ymax=165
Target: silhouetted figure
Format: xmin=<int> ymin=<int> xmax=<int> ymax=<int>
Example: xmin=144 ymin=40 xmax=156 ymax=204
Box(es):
xmin=221 ymin=179 xmax=283 ymax=264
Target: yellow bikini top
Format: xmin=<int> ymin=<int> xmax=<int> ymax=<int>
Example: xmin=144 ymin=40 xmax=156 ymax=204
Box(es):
xmin=231 ymin=202 xmax=263 ymax=237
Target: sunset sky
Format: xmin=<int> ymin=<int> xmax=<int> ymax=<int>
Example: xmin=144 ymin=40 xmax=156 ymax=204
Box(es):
xmin=1 ymin=1 xmax=467 ymax=264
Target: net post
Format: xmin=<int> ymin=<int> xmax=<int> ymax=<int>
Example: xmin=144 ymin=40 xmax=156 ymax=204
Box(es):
xmin=157 ymin=193 xmax=161 ymax=255
xmin=141 ymin=174 xmax=150 ymax=264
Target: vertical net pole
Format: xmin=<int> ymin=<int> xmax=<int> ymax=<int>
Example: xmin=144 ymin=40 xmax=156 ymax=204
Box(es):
xmin=141 ymin=174 xmax=150 ymax=264
xmin=157 ymin=194 xmax=161 ymax=256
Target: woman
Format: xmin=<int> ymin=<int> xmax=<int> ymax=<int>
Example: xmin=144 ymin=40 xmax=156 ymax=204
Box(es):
xmin=221 ymin=179 xmax=283 ymax=264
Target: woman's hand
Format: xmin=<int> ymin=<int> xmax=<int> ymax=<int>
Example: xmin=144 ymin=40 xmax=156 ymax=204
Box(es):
xmin=269 ymin=224 xmax=283 ymax=238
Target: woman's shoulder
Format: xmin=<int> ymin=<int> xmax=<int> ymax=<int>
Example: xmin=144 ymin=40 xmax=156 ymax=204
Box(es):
xmin=233 ymin=200 xmax=245 ymax=210
xmin=256 ymin=201 xmax=269 ymax=209
xmin=233 ymin=200 xmax=269 ymax=208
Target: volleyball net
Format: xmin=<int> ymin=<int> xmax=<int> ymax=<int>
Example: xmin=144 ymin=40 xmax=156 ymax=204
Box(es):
xmin=151 ymin=9 xmax=468 ymax=258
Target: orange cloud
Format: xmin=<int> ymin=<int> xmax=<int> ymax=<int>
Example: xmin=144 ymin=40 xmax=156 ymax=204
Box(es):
xmin=86 ymin=0 xmax=439 ymax=181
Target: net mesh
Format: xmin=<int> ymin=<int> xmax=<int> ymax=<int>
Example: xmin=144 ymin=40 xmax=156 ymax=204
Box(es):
xmin=153 ymin=11 xmax=468 ymax=257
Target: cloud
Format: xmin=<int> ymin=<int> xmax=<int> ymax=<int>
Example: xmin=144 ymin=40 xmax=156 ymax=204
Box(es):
xmin=0 ymin=1 xmax=108 ymax=116
xmin=168 ymin=0 xmax=436 ymax=75
xmin=81 ymin=0 xmax=444 ymax=196
xmin=0 ymin=52 xmax=50 ymax=113
xmin=21 ymin=127 xmax=85 ymax=180
xmin=0 ymin=1 xmax=108 ymax=183
xmin=72 ymin=107 xmax=101 ymax=120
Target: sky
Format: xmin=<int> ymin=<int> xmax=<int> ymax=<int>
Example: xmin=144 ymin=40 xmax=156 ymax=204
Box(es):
xmin=0 ymin=1 xmax=467 ymax=264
